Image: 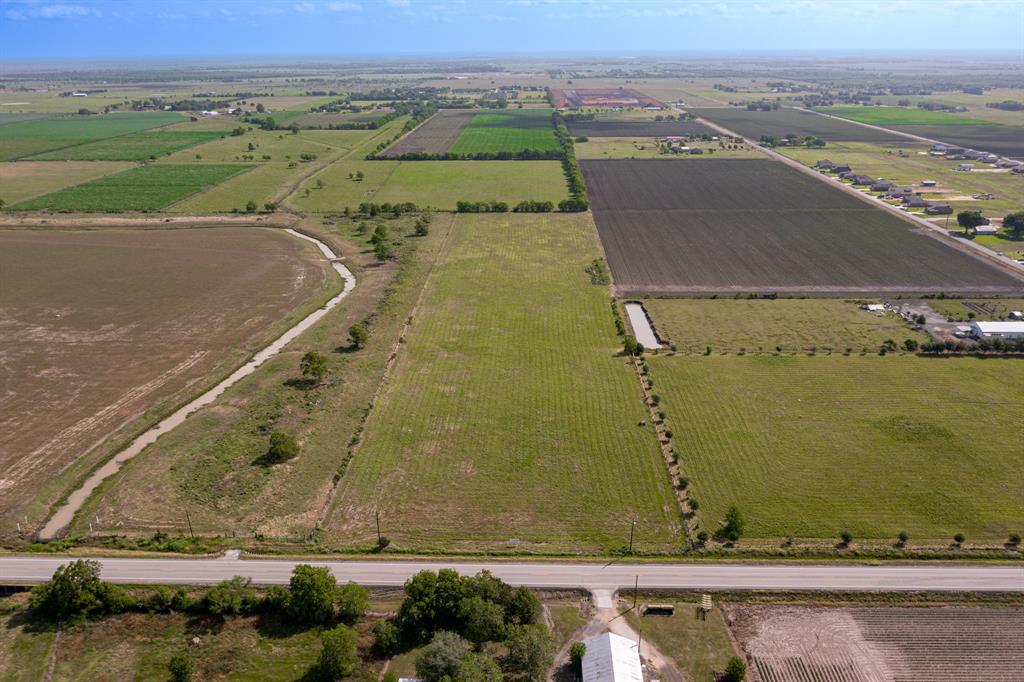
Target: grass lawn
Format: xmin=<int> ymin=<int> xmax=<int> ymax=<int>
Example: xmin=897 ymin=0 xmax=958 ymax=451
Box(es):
xmin=0 ymin=161 xmax=134 ymax=204
xmin=818 ymin=106 xmax=996 ymax=126
xmin=576 ymin=137 xmax=760 ymax=160
xmin=324 ymin=213 xmax=681 ymax=553
xmin=449 ymin=108 xmax=560 ymax=154
xmin=623 ymin=598 xmax=736 ymax=682
xmin=0 ymin=111 xmax=185 ymax=160
xmin=11 ymin=164 xmax=250 ymax=211
xmin=646 ymin=355 xmax=1024 ymax=543
xmin=643 ymin=298 xmax=928 ymax=354
xmin=923 ymin=298 xmax=1024 ymax=322
xmin=292 ymin=160 xmax=569 ymax=211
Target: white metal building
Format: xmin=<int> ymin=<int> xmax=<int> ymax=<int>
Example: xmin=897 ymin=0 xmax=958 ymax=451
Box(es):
xmin=582 ymin=632 xmax=644 ymax=682
xmin=970 ymin=321 xmax=1024 ymax=339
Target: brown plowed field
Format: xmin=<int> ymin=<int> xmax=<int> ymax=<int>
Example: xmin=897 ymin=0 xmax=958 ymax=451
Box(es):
xmin=381 ymin=109 xmax=475 ymax=157
xmin=0 ymin=227 xmax=331 ymax=535
xmin=725 ymin=605 xmax=1024 ymax=682
xmin=582 ymin=159 xmax=1024 ymax=295
xmin=566 ymin=119 xmax=715 ymax=138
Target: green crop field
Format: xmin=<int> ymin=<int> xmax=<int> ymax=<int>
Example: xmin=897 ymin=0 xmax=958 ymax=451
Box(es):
xmin=291 ymin=159 xmax=569 ymax=211
xmin=0 ymin=161 xmax=134 ymax=204
xmin=12 ymin=164 xmax=250 ymax=211
xmin=26 ymin=130 xmax=222 ymax=160
xmin=818 ymin=106 xmax=995 ymax=126
xmin=0 ymin=111 xmax=185 ymax=160
xmin=448 ymin=108 xmax=561 ymax=154
xmin=644 ymin=299 xmax=928 ymax=354
xmin=325 ymin=213 xmax=681 ymax=553
xmin=647 ymin=355 xmax=1023 ymax=543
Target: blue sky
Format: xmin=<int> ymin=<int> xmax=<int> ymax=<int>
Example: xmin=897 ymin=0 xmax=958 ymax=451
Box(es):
xmin=2 ymin=0 xmax=1023 ymax=60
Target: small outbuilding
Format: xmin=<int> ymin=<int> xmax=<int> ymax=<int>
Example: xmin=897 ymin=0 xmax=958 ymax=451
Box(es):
xmin=974 ymin=225 xmax=998 ymax=235
xmin=582 ymin=632 xmax=643 ymax=682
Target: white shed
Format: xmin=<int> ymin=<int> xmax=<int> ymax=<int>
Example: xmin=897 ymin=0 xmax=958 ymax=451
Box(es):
xmin=970 ymin=321 xmax=1024 ymax=339
xmin=582 ymin=632 xmax=643 ymax=682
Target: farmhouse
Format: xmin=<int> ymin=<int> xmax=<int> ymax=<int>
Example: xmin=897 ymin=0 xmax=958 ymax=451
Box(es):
xmin=924 ymin=203 xmax=953 ymax=215
xmin=970 ymin=321 xmax=1024 ymax=339
xmin=815 ymin=159 xmax=835 ymax=169
xmin=831 ymin=164 xmax=852 ymax=173
xmin=871 ymin=180 xmax=894 ymax=192
xmin=902 ymin=196 xmax=930 ymax=208
xmin=581 ymin=633 xmax=643 ymax=682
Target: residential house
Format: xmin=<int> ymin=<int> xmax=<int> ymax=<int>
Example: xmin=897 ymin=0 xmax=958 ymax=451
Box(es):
xmin=815 ymin=159 xmax=835 ymax=169
xmin=831 ymin=164 xmax=852 ymax=174
xmin=870 ymin=180 xmax=895 ymax=192
xmin=924 ymin=203 xmax=953 ymax=215
xmin=850 ymin=174 xmax=874 ymax=186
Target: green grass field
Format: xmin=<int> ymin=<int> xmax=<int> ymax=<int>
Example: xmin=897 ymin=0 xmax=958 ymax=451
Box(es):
xmin=325 ymin=213 xmax=681 ymax=553
xmin=818 ymin=106 xmax=995 ymax=127
xmin=647 ymin=355 xmax=1023 ymax=543
xmin=12 ymin=164 xmax=250 ymax=211
xmin=0 ymin=161 xmax=134 ymax=205
xmin=291 ymin=160 xmax=569 ymax=211
xmin=624 ymin=598 xmax=737 ymax=681
xmin=26 ymin=130 xmax=221 ymax=160
xmin=448 ymin=108 xmax=561 ymax=154
xmin=0 ymin=111 xmax=185 ymax=160
xmin=643 ymin=299 xmax=928 ymax=354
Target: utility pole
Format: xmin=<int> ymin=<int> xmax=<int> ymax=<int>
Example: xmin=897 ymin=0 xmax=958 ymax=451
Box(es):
xmin=185 ymin=509 xmax=194 ymax=539
xmin=633 ymin=576 xmax=639 ymax=610
xmin=375 ymin=509 xmax=381 ymax=545
xmin=628 ymin=517 xmax=636 ymax=554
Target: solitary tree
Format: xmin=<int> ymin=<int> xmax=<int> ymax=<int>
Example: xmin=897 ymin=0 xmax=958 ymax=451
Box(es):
xmin=839 ymin=530 xmax=854 ymax=547
xmin=349 ymin=323 xmax=369 ymax=350
xmin=245 ymin=199 xmax=258 ymax=213
xmin=335 ymin=581 xmax=369 ymax=622
xmin=355 ymin=170 xmax=365 ymax=181
xmin=319 ymin=625 xmax=359 ymax=680
xmin=267 ymin=430 xmax=299 ymax=463
xmin=897 ymin=531 xmax=910 ymax=546
xmin=168 ymin=652 xmax=194 ymax=682
xmin=300 ymin=350 xmax=329 ymax=384
xmin=956 ymin=210 xmax=986 ymax=235
xmin=721 ymin=505 xmax=745 ymax=540
xmin=723 ymin=656 xmax=747 ymax=682
xmin=288 ymin=564 xmax=338 ymax=624
xmin=504 ymin=624 xmax=554 ymax=682
xmin=29 ymin=559 xmax=131 ymax=621
xmin=416 ymin=631 xmax=473 ymax=682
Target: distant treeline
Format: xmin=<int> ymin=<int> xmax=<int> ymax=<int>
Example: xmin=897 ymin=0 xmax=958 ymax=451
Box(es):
xmin=381 ymin=149 xmax=563 ymax=161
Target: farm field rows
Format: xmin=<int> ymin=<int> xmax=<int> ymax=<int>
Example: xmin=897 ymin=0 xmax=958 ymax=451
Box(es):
xmin=0 ymin=227 xmax=333 ymax=537
xmin=582 ymin=159 xmax=1024 ymax=295
xmin=565 ymin=119 xmax=715 ymax=138
xmin=0 ymin=160 xmax=134 ymax=204
xmin=324 ymin=213 xmax=681 ymax=553
xmin=645 ymin=355 xmax=1024 ymax=543
xmin=293 ymin=108 xmax=392 ymax=127
xmin=381 ymin=109 xmax=475 ymax=156
xmin=727 ymin=605 xmax=1024 ymax=682
xmin=448 ymin=108 xmax=560 ymax=154
xmin=690 ymin=107 xmax=907 ymax=144
xmin=0 ymin=111 xmax=185 ymax=160
xmin=12 ymin=164 xmax=250 ymax=211
xmin=817 ymin=106 xmax=1024 ymax=158
xmin=26 ymin=130 xmax=222 ymax=160
xmin=642 ymin=299 xmax=928 ymax=354
xmin=75 ymin=215 xmax=454 ymax=539
xmin=575 ymin=137 xmax=761 ymax=160
xmin=290 ymin=159 xmax=569 ymax=211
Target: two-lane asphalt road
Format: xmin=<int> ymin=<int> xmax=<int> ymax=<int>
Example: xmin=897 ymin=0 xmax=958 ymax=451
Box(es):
xmin=1 ymin=556 xmax=1020 ymax=593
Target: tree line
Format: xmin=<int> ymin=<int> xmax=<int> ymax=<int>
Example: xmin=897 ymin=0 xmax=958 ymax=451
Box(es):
xmin=552 ymin=111 xmax=590 ymax=211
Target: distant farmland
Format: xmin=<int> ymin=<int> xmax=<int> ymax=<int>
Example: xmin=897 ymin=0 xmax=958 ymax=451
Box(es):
xmin=27 ymin=130 xmax=222 ymax=160
xmin=647 ymin=355 xmax=1024 ymax=542
xmin=381 ymin=109 xmax=475 ymax=156
xmin=690 ymin=107 xmax=907 ymax=144
xmin=0 ymin=227 xmax=331 ymax=536
xmin=13 ymin=164 xmax=250 ymax=211
xmin=325 ymin=212 xmax=681 ymax=553
xmin=553 ymin=87 xmax=665 ymax=109
xmin=0 ymin=111 xmax=185 ymax=160
xmin=582 ymin=159 xmax=1024 ymax=295
xmin=566 ymin=119 xmax=715 ymax=138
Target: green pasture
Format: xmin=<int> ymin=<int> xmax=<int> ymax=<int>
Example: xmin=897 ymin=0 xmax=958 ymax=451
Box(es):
xmin=291 ymin=159 xmax=569 ymax=211
xmin=325 ymin=213 xmax=681 ymax=553
xmin=647 ymin=355 xmax=1024 ymax=543
xmin=27 ymin=131 xmax=221 ymax=160
xmin=818 ymin=106 xmax=995 ymax=127
xmin=0 ymin=111 xmax=185 ymax=160
xmin=12 ymin=164 xmax=249 ymax=211
xmin=448 ymin=108 xmax=561 ymax=154
xmin=643 ymin=298 xmax=927 ymax=354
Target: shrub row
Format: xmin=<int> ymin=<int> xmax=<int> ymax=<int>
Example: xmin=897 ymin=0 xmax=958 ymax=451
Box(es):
xmin=377 ymin=149 xmax=563 ymax=161
xmin=552 ymin=111 xmax=589 ymax=211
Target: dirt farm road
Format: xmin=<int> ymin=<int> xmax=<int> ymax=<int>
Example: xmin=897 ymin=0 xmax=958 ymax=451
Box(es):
xmin=1 ymin=556 xmax=1021 ymax=593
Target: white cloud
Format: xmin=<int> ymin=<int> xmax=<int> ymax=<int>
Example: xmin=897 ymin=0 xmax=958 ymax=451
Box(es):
xmin=326 ymin=0 xmax=361 ymax=10
xmin=385 ymin=0 xmax=410 ymax=6
xmin=294 ymin=1 xmax=316 ymax=12
xmin=5 ymin=3 xmax=99 ymax=20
